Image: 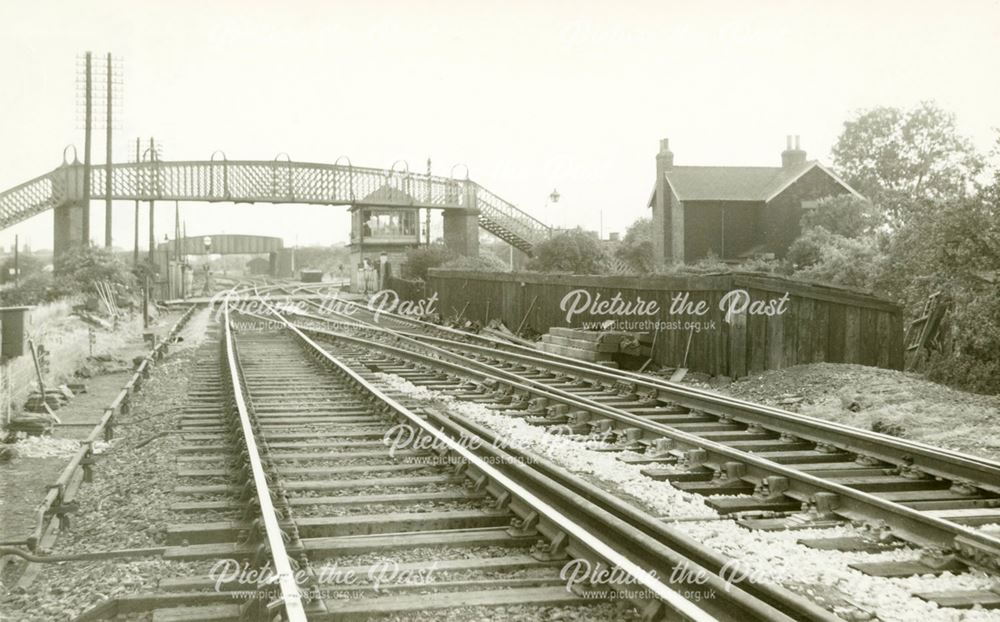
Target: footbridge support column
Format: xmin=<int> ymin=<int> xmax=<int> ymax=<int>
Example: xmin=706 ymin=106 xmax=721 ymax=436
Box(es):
xmin=53 ymin=202 xmax=86 ymax=260
xmin=443 ymin=184 xmax=479 ymax=257
xmin=53 ymin=163 xmax=89 ymax=261
xmin=443 ymin=209 xmax=479 ymax=257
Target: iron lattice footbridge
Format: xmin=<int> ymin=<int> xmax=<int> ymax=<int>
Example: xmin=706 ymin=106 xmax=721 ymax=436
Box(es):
xmin=0 ymin=157 xmax=551 ymax=253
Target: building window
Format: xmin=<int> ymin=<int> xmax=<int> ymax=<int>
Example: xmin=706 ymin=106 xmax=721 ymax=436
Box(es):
xmin=360 ymin=209 xmax=418 ymax=240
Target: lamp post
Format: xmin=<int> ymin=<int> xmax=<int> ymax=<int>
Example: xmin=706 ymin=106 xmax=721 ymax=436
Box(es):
xmin=141 ymin=140 xmax=160 ymax=262
xmin=162 ymin=234 xmax=171 ymax=298
xmin=511 ymin=189 xmax=559 ymax=269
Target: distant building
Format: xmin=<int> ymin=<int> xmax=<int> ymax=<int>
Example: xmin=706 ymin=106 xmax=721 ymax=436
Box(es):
xmin=648 ymin=136 xmax=864 ymax=266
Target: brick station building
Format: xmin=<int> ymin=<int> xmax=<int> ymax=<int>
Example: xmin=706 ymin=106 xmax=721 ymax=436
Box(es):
xmin=649 ymin=136 xmax=865 ymax=267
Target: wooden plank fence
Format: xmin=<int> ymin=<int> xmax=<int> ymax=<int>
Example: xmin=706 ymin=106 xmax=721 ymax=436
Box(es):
xmin=411 ymin=270 xmax=903 ymax=378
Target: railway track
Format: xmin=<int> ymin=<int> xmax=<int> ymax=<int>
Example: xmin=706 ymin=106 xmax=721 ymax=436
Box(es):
xmin=73 ymin=302 xmax=813 ymax=621
xmin=246 ymin=286 xmax=1000 ymax=613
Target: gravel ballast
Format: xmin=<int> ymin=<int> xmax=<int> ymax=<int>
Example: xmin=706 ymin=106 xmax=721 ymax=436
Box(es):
xmin=369 ymin=370 xmax=1000 ymax=622
xmin=374 ymin=373 xmax=712 ymax=520
xmin=0 ymin=344 xmax=203 ymax=621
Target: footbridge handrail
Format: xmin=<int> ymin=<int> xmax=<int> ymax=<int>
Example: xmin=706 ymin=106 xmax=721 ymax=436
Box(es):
xmin=0 ymin=157 xmax=552 ymax=252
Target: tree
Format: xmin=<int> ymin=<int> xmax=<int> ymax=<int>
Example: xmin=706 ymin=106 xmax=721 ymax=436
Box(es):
xmin=800 ymin=195 xmax=877 ymax=239
xmin=882 ymin=196 xmax=1000 ymax=308
xmin=784 ymin=109 xmax=998 ymax=393
xmin=54 ymin=246 xmax=136 ymax=292
xmin=526 ymin=228 xmax=606 ymax=274
xmin=0 ymin=253 xmax=44 ymax=285
xmin=615 ymin=217 xmax=655 ymax=273
xmin=787 ymin=227 xmax=886 ymax=290
xmin=983 ymin=128 xmax=1000 ymax=206
xmin=1 ymin=247 xmax=138 ymax=306
xmin=832 ymin=101 xmax=983 ymax=226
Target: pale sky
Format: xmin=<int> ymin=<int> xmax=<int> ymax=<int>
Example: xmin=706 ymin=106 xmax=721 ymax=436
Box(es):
xmin=2 ymin=0 xmax=998 ymax=252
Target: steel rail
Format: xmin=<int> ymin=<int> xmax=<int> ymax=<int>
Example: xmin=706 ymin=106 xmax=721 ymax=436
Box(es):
xmin=221 ymin=300 xmax=308 ymax=621
xmin=410 ymin=333 xmax=1000 ymax=482
xmin=294 ymin=295 xmax=1000 ymax=488
xmin=263 ymin=307 xmax=724 ymax=622
xmin=279 ymin=312 xmax=1000 ymax=567
xmin=428 ymin=409 xmax=841 ymax=622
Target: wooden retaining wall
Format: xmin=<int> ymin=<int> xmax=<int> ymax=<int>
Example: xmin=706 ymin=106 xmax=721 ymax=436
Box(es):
xmin=420 ymin=270 xmax=904 ymax=378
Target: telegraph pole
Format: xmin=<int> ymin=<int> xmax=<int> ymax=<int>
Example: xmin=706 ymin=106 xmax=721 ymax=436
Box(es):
xmin=133 ymin=138 xmax=140 ymax=265
xmin=104 ymin=52 xmax=113 ymax=247
xmin=182 ymin=221 xmax=188 ymax=299
xmin=77 ymin=52 xmax=121 ymax=248
xmin=82 ymin=52 xmax=93 ymax=245
xmin=147 ymin=137 xmax=156 ymax=261
xmin=13 ymin=235 xmax=18 ymax=287
xmin=174 ymin=201 xmax=181 ymax=261
xmin=425 ymin=158 xmax=432 ymax=247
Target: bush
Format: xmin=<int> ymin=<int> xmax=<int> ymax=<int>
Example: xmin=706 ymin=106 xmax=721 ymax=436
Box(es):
xmin=787 ymin=227 xmax=885 ymax=290
xmin=0 ymin=272 xmax=63 ymax=306
xmin=526 ymin=228 xmax=606 ymax=274
xmin=922 ymin=285 xmax=1000 ymax=394
xmin=737 ymin=256 xmax=788 ymax=275
xmin=439 ymin=253 xmax=510 ymax=272
xmin=800 ymin=195 xmax=877 ymax=239
xmin=403 ymin=244 xmax=454 ymax=280
xmin=925 ymin=349 xmax=1000 ymax=395
xmin=615 ymin=217 xmax=654 ymax=273
xmin=2 ymin=247 xmax=140 ymax=307
xmin=651 ymin=253 xmax=786 ymax=277
xmin=787 ymin=227 xmax=834 ymax=268
xmin=54 ymin=246 xmax=137 ymax=292
xmin=0 ymin=254 xmax=45 ymax=285
xmin=786 ymin=194 xmax=999 ymax=394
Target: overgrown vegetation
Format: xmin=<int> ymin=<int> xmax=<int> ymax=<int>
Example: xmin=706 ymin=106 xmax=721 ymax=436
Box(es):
xmin=0 ymin=253 xmax=45 ymax=285
xmin=525 ymin=228 xmax=607 ymax=274
xmin=402 ymin=244 xmax=455 ymax=280
xmin=0 ymin=247 xmax=140 ymax=307
xmin=615 ymin=217 xmax=655 ymax=273
xmin=786 ymin=226 xmax=885 ymax=289
xmin=439 ymin=253 xmax=510 ymax=272
xmin=797 ymin=104 xmax=1000 ymax=394
xmin=401 ymin=243 xmax=511 ymax=279
xmin=566 ymin=102 xmax=999 ymax=393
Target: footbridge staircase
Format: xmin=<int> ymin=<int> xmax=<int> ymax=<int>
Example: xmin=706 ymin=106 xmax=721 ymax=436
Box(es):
xmin=0 ymin=157 xmax=551 ymax=254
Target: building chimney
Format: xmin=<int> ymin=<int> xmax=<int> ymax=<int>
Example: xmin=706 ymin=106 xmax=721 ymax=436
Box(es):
xmin=781 ymin=134 xmax=807 ymax=169
xmin=657 ymin=138 xmax=674 ymax=169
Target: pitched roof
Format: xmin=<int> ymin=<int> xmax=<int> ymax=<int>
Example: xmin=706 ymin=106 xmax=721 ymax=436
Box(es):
xmin=359 ymin=184 xmax=417 ymax=204
xmin=648 ymin=161 xmax=864 ymax=205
